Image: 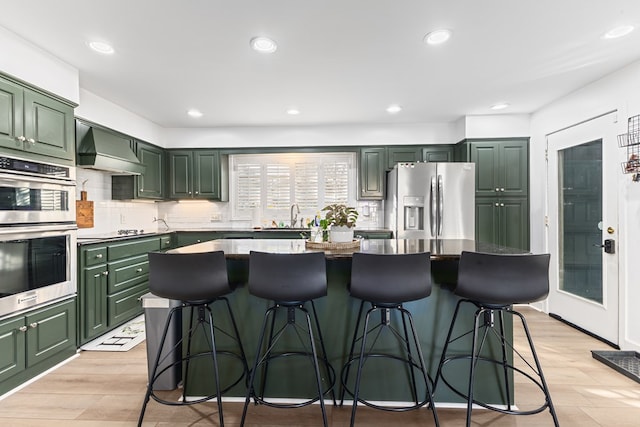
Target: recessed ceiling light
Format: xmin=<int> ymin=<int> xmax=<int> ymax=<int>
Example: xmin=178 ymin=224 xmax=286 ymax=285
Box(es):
xmin=286 ymin=108 xmax=300 ymax=115
xmin=603 ymin=25 xmax=635 ymax=39
xmin=424 ymin=29 xmax=452 ymax=45
xmin=250 ymin=36 xmax=278 ymax=53
xmin=386 ymin=104 xmax=403 ymax=114
xmin=88 ymin=41 xmax=115 ymax=55
xmin=490 ymin=103 xmax=510 ymax=111
xmin=187 ymin=109 xmax=203 ymax=118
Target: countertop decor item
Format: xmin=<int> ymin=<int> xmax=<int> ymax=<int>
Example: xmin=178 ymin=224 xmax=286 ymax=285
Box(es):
xmin=305 ymin=239 xmax=361 ymax=250
xmin=323 ymin=204 xmax=358 ymax=243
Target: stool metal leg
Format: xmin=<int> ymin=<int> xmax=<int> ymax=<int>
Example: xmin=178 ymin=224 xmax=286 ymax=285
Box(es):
xmin=497 ymin=309 xmax=512 ymax=412
xmin=350 ymin=306 xmax=374 ymax=427
xmin=182 ymin=305 xmax=196 ymax=401
xmin=513 ymin=309 xmax=560 ymax=427
xmin=401 ymin=305 xmax=439 ymax=426
xmin=303 ymin=306 xmax=330 ymax=427
xmin=241 ymin=306 xmax=273 ymax=426
xmin=465 ymin=306 xmax=484 ymax=427
xmin=340 ymin=300 xmax=366 ymax=406
xmin=138 ymin=305 xmax=181 ymax=426
xmin=400 ymin=308 xmax=420 ymax=405
xmin=204 ymin=305 xmax=225 ymax=427
xmin=310 ymin=300 xmax=337 ymax=406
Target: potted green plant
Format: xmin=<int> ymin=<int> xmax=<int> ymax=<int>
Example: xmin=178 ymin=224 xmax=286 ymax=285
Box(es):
xmin=322 ymin=203 xmax=358 ymax=242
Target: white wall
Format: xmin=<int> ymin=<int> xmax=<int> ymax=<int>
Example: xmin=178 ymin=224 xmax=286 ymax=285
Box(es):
xmin=530 ymin=59 xmax=640 ymax=352
xmin=0 ymin=26 xmax=78 ymax=104
xmin=161 ymin=122 xmax=460 ymax=149
xmin=75 ymin=89 xmax=164 ymax=145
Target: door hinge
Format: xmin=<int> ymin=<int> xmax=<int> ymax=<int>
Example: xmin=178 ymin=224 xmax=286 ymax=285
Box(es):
xmin=544 ymin=215 xmax=549 ymax=227
xmin=544 ymin=148 xmax=548 ymax=161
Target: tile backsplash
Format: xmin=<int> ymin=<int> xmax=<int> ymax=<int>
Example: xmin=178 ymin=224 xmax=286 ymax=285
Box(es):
xmin=75 ymin=168 xmax=384 ymax=236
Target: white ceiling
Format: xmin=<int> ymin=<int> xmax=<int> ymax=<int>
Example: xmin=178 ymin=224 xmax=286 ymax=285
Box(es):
xmin=1 ymin=1 xmax=640 ymax=128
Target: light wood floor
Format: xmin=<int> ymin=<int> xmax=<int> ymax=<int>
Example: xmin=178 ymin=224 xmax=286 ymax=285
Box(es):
xmin=1 ymin=307 xmax=639 ymax=426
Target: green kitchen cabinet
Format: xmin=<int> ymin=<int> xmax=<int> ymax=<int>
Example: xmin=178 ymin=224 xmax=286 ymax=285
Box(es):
xmin=422 ymin=145 xmax=454 ymax=162
xmin=0 ymin=298 xmax=76 ymax=395
xmin=78 ymin=236 xmax=162 ymax=346
xmin=359 ymin=147 xmax=386 ymax=200
xmin=476 ymin=197 xmax=529 ymax=250
xmin=80 ymin=263 xmax=109 ymax=343
xmin=112 ymin=140 xmax=165 ymax=200
xmin=457 ymin=138 xmax=530 ymax=250
xmin=461 ymin=139 xmax=529 ymax=198
xmin=168 ymin=149 xmax=228 ymax=200
xmin=0 ymin=75 xmax=75 ymax=163
xmin=386 ymin=146 xmax=421 ymax=170
xmin=175 ymin=232 xmax=220 ymax=247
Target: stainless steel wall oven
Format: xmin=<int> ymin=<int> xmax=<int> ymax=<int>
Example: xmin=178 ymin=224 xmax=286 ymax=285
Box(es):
xmin=0 ymin=155 xmax=76 ymax=318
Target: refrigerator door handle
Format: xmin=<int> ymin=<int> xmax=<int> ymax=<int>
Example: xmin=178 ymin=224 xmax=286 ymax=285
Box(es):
xmin=437 ymin=174 xmax=444 ymax=236
xmin=430 ymin=176 xmax=437 ymax=237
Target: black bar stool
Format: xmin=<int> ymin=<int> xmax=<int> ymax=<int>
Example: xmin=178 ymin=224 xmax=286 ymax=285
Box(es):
xmin=138 ymin=251 xmax=248 ymax=427
xmin=340 ymin=252 xmax=439 ymax=427
xmin=434 ymin=251 xmax=559 ymax=427
xmin=240 ymin=251 xmax=336 ymax=427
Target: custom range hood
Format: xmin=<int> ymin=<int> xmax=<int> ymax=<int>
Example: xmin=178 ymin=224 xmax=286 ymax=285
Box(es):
xmin=76 ymin=123 xmax=145 ymax=175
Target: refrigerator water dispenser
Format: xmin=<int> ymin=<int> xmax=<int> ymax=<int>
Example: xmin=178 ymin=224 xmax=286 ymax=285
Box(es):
xmin=403 ymin=196 xmax=424 ymax=230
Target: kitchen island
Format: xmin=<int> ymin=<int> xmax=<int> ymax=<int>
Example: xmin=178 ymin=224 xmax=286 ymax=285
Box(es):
xmin=164 ymin=238 xmax=526 ymax=405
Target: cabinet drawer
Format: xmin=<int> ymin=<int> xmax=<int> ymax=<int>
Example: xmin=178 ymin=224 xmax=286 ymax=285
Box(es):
xmin=108 ymin=255 xmax=149 ymax=294
xmin=108 ymin=238 xmax=160 ymax=261
xmin=84 ymin=246 xmax=107 ymax=267
xmin=108 ymin=283 xmax=147 ymax=327
xmin=160 ymin=236 xmax=172 ymax=250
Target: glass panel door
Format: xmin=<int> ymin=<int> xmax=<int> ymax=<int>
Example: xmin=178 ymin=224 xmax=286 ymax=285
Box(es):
xmin=558 ymin=140 xmax=603 ymax=303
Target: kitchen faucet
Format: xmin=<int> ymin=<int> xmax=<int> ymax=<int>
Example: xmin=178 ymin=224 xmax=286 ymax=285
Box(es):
xmin=153 ymin=216 xmax=170 ymax=230
xmin=290 ymin=203 xmax=300 ymax=228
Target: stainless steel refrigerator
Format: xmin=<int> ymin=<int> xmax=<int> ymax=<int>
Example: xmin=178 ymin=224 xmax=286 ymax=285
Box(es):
xmin=384 ymin=162 xmax=475 ymax=239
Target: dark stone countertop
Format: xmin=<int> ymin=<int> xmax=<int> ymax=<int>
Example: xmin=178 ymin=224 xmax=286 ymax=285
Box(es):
xmin=168 ymin=238 xmax=528 ymax=260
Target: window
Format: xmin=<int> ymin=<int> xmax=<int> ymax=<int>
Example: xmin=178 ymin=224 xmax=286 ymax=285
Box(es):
xmin=230 ymin=152 xmax=357 ymax=222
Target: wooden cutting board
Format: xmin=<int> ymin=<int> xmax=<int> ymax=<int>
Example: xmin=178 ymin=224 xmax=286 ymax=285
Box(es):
xmin=76 ymin=191 xmax=94 ymax=228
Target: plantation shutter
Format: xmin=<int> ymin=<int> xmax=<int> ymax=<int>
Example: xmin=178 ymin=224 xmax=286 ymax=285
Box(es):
xmin=236 ymin=163 xmax=261 ymax=210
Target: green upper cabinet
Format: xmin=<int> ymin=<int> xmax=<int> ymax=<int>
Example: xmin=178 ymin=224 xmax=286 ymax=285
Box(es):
xmin=168 ymin=149 xmax=228 ymax=200
xmin=422 ymin=145 xmax=453 ymax=162
xmin=136 ymin=141 xmax=164 ymax=198
xmin=462 ymin=139 xmax=529 ymax=197
xmin=112 ymin=140 xmax=165 ymax=200
xmin=386 ymin=146 xmax=420 ymax=170
xmin=359 ymin=147 xmax=386 ymax=200
xmin=0 ymin=76 xmax=74 ymax=162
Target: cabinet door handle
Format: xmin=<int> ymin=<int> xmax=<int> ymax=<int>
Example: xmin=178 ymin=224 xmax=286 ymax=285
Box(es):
xmin=18 ymin=326 xmax=27 ymax=332
xmin=495 ymin=187 xmax=500 ymax=192
xmin=102 ymin=271 xmax=109 ymax=276
xmin=29 ymin=322 xmax=38 ymax=329
xmin=195 ymin=191 xmax=199 ymax=195
xmin=501 ymin=188 xmax=505 ymax=192
xmin=96 ymin=253 xmax=103 ymax=259
xmin=500 ymin=203 xmax=505 ymax=207
xmin=27 ymin=138 xmax=35 ymax=144
xmin=136 ymin=268 xmax=143 ymax=273
xmin=16 ymin=135 xmax=26 ymax=142
xmin=495 ymin=203 xmax=499 ymax=207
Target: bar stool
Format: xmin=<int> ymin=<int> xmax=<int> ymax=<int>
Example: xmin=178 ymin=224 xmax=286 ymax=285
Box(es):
xmin=340 ymin=252 xmax=439 ymax=427
xmin=434 ymin=251 xmax=559 ymax=427
xmin=138 ymin=251 xmax=248 ymax=427
xmin=240 ymin=251 xmax=336 ymax=427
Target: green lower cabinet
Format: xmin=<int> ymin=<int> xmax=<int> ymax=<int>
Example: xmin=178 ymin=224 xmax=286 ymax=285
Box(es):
xmin=80 ymin=264 xmax=109 ymax=343
xmin=476 ymin=197 xmax=529 ymax=250
xmin=0 ymin=298 xmax=76 ymax=395
xmin=0 ymin=317 xmax=26 ymax=384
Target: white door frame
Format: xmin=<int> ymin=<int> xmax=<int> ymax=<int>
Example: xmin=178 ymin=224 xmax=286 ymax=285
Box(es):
xmin=545 ymin=112 xmax=620 ymax=346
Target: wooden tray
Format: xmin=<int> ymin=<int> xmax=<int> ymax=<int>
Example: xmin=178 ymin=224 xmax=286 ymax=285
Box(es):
xmin=305 ymin=239 xmax=360 ymax=250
